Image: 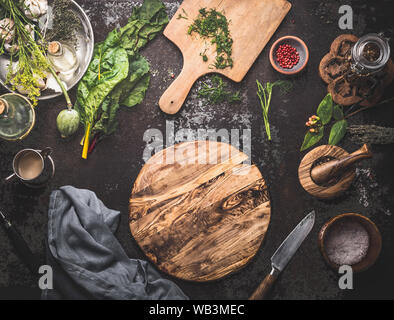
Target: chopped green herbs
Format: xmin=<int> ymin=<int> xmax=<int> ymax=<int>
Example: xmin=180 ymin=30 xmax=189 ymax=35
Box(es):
xmin=198 ymin=75 xmax=241 ymax=104
xmin=188 ymin=8 xmax=234 ymax=69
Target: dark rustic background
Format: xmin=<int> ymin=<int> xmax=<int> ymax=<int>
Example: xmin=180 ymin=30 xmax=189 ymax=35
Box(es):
xmin=0 ymin=0 xmax=393 ymax=300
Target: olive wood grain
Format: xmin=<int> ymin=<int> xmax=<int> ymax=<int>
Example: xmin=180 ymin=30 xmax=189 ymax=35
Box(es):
xmin=159 ymin=0 xmax=291 ymax=114
xmin=129 ymin=141 xmax=271 ymax=282
xmin=311 ymin=144 xmax=372 ymax=186
xmin=298 ymin=145 xmax=356 ymax=199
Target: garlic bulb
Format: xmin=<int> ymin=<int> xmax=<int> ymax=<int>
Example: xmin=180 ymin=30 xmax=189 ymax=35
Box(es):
xmin=0 ymin=18 xmax=15 ymax=43
xmin=24 ymin=0 xmax=48 ymax=20
xmin=16 ymin=76 xmax=47 ymax=94
xmin=4 ymin=43 xmax=19 ymax=54
xmin=3 ymin=25 xmax=34 ymax=54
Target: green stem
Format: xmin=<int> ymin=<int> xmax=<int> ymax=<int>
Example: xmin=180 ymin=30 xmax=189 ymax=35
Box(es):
xmin=48 ymin=65 xmax=72 ymax=110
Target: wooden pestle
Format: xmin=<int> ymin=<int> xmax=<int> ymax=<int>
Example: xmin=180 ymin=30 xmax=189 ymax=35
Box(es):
xmin=311 ymin=144 xmax=372 ymax=186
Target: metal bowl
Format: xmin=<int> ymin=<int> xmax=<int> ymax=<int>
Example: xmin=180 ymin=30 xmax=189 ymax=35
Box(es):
xmin=0 ymin=0 xmax=94 ymax=100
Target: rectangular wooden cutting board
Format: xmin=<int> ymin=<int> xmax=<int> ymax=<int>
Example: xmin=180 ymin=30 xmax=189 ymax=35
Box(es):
xmin=159 ymin=0 xmax=291 ymax=114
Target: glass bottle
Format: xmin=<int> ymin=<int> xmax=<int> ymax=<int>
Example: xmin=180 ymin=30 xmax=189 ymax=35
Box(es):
xmin=0 ymin=93 xmax=35 ymax=141
xmin=47 ymin=41 xmax=79 ymax=81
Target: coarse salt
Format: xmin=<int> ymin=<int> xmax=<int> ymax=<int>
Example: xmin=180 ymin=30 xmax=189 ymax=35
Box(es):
xmin=325 ymin=219 xmax=370 ymax=266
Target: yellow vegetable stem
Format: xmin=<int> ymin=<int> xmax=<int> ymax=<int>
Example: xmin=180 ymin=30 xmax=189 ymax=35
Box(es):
xmin=82 ymin=123 xmax=91 ymax=160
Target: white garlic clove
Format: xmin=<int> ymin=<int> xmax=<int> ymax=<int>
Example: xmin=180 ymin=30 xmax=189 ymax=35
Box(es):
xmin=14 ymin=74 xmax=48 ymax=94
xmin=24 ymin=0 xmax=48 ymax=20
xmin=0 ymin=18 xmax=15 ymax=43
xmin=24 ymin=24 xmax=36 ymax=40
xmin=36 ymin=76 xmax=48 ymax=90
xmin=4 ymin=42 xmax=19 ymax=54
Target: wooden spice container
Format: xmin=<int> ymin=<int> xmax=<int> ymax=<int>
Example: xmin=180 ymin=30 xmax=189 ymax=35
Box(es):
xmin=318 ymin=213 xmax=382 ymax=273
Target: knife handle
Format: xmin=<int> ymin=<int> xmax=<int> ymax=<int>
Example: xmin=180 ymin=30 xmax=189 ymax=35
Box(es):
xmin=249 ymin=268 xmax=279 ymax=300
xmin=1 ymin=215 xmax=40 ymax=275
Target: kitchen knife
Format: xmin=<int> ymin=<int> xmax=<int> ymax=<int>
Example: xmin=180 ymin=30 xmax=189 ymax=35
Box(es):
xmin=0 ymin=210 xmax=40 ymax=275
xmin=249 ymin=211 xmax=315 ymax=300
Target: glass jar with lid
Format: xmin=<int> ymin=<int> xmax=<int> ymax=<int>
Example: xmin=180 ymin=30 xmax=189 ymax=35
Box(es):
xmin=0 ymin=93 xmax=35 ymax=141
xmin=350 ymin=33 xmax=390 ymax=76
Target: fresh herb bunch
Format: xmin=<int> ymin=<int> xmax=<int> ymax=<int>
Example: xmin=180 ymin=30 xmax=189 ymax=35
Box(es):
xmin=198 ymin=75 xmax=241 ymax=104
xmin=256 ymin=80 xmax=292 ymax=141
xmin=188 ymin=8 xmax=233 ymax=69
xmin=0 ymin=0 xmax=49 ymax=105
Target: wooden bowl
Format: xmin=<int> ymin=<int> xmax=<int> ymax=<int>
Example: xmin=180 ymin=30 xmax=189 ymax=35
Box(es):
xmin=319 ymin=213 xmax=382 ymax=273
xmin=269 ymin=36 xmax=309 ymax=75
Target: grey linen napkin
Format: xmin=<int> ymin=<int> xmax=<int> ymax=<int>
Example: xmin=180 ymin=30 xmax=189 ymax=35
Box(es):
xmin=42 ymin=186 xmax=188 ymax=300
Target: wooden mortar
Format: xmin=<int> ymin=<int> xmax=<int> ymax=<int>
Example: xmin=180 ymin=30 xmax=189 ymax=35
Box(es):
xmin=311 ymin=144 xmax=372 ymax=186
xmin=298 ymin=145 xmax=372 ymax=199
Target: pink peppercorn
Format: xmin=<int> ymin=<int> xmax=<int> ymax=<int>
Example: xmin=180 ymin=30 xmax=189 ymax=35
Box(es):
xmin=276 ymin=44 xmax=300 ymax=69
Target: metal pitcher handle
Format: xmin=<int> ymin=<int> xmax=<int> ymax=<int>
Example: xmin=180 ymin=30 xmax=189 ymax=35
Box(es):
xmin=40 ymin=147 xmax=53 ymax=159
xmin=4 ymin=173 xmax=16 ymax=182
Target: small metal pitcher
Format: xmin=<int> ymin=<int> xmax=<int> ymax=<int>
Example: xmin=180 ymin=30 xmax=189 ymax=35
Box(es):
xmin=5 ymin=147 xmax=55 ymax=188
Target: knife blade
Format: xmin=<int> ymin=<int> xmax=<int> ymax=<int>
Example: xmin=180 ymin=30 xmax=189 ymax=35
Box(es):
xmin=271 ymin=210 xmax=315 ymax=272
xmin=249 ymin=211 xmax=315 ymax=300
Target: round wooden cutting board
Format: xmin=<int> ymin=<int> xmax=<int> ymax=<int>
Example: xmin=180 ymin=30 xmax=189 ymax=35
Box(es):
xmin=129 ymin=141 xmax=271 ymax=282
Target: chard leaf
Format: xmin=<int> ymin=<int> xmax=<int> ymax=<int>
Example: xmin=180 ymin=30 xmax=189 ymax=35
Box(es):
xmin=77 ymin=46 xmax=129 ymax=124
xmin=75 ymin=0 xmax=168 ymax=148
xmin=122 ymin=73 xmax=151 ymax=107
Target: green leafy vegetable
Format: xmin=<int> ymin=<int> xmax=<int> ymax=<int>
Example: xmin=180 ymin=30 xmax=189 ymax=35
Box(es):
xmin=317 ymin=93 xmax=333 ymax=125
xmin=301 ymin=126 xmax=324 ymax=151
xmin=329 ymin=120 xmax=348 ymax=146
xmin=256 ymin=80 xmax=293 ymax=141
xmin=198 ymin=75 xmax=241 ymax=104
xmin=75 ymin=0 xmax=168 ymax=159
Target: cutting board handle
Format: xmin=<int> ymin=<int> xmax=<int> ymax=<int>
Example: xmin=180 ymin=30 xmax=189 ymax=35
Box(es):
xmin=159 ymin=63 xmax=200 ymax=114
